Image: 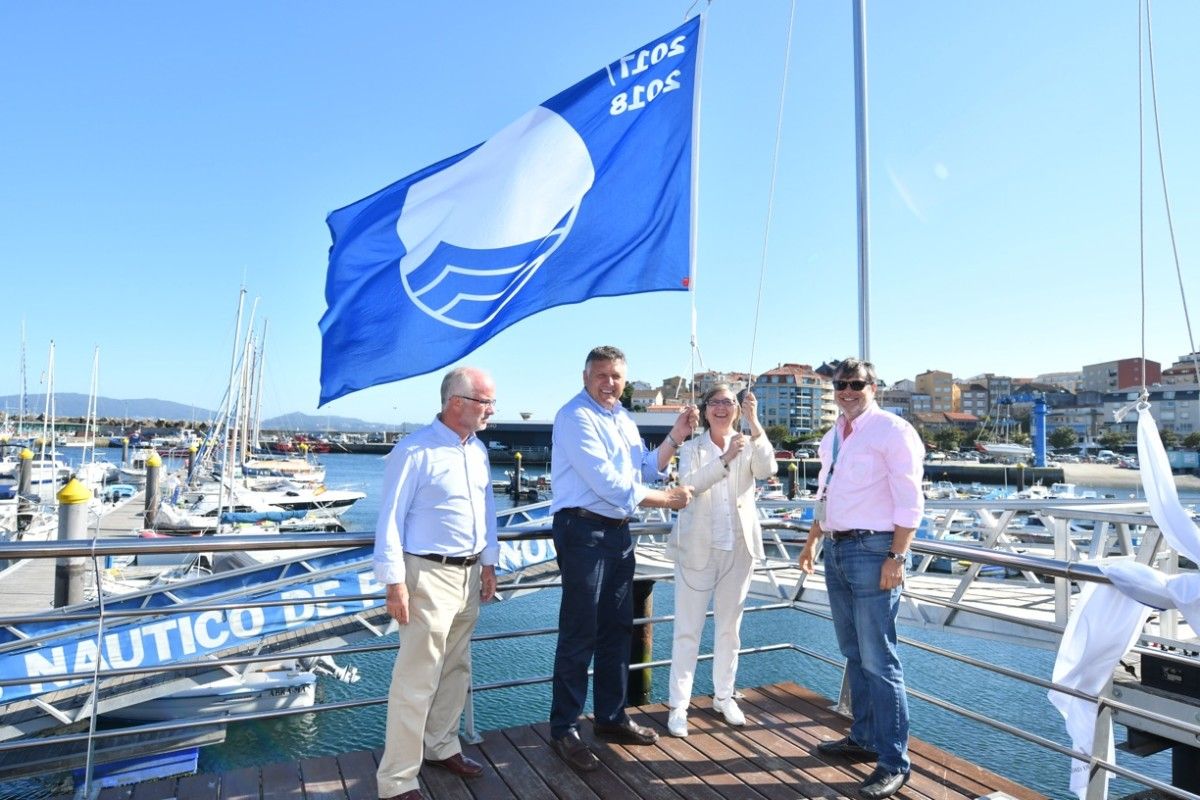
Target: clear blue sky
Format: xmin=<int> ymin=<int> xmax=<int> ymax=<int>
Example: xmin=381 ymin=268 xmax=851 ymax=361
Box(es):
xmin=2 ymin=1 xmax=1198 ymax=426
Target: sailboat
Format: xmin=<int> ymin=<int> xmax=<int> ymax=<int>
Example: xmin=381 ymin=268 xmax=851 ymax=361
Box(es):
xmin=974 ymin=399 xmax=1033 ymax=462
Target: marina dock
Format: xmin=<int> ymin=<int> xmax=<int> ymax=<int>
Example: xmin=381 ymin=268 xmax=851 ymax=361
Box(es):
xmin=74 ymin=683 xmax=1040 ymax=800
xmin=3 ymin=492 xmax=150 ymax=615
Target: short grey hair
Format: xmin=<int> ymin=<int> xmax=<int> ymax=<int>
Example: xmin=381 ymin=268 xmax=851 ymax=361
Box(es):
xmin=835 ymin=357 xmax=877 ymax=384
xmin=440 ymin=367 xmax=476 ymax=405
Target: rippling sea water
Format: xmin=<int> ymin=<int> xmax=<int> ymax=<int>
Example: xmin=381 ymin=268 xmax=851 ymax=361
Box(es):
xmin=1 ymin=452 xmax=1176 ymax=799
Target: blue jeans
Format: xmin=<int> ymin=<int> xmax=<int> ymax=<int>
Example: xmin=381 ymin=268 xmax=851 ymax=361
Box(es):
xmin=549 ymin=512 xmax=635 ymax=738
xmin=825 ymin=530 xmax=909 ymax=774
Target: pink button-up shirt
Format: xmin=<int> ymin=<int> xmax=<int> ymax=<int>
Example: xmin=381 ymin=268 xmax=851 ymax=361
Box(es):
xmin=817 ymin=402 xmax=925 ymax=532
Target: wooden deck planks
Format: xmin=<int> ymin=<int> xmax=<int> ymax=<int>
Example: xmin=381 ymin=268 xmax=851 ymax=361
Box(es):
xmin=176 ymin=771 xmax=221 ymax=800
xmin=336 ymin=750 xmax=378 ymax=800
xmin=55 ymin=683 xmax=1043 ymax=800
xmin=458 ymin=740 xmax=517 ymax=800
xmin=474 ymin=728 xmax=558 ymax=800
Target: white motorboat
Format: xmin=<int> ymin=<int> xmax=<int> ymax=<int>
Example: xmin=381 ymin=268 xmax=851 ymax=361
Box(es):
xmin=101 ymin=668 xmax=316 ymax=723
xmin=975 ymin=441 xmax=1034 ymax=462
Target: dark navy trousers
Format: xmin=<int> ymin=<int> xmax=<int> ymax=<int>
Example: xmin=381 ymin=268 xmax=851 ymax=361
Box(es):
xmin=548 ymin=511 xmax=636 ymax=738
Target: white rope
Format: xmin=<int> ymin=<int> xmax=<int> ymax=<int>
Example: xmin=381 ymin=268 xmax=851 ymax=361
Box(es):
xmin=1144 ymin=0 xmax=1199 ymax=383
xmin=746 ymin=0 xmax=798 ymax=379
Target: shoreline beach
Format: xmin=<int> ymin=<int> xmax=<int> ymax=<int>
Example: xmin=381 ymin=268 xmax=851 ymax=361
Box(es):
xmin=1062 ymin=462 xmax=1200 ymax=492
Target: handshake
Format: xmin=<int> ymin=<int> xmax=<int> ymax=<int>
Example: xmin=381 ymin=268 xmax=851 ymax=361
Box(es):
xmin=663 ymin=484 xmax=694 ymax=511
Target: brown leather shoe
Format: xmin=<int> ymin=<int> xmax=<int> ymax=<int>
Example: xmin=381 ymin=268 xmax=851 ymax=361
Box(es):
xmin=423 ymin=752 xmax=483 ymax=778
xmin=593 ymin=717 xmax=658 ymax=745
xmin=551 ymin=730 xmax=600 ymax=772
xmin=380 ymin=791 xmax=423 ymax=800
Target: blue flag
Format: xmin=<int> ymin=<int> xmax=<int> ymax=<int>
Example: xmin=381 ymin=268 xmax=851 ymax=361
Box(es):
xmin=319 ymin=16 xmax=702 ymax=405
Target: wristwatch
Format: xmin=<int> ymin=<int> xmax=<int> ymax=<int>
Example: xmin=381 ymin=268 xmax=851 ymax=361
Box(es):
xmin=886 ymin=551 xmax=907 ymax=562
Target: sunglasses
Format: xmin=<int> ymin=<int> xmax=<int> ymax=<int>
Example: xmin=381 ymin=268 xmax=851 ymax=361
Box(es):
xmin=833 ymin=380 xmax=872 ymax=391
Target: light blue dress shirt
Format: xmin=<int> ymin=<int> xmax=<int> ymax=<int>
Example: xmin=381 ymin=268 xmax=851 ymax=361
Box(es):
xmin=373 ymin=417 xmax=499 ymax=585
xmin=549 ymin=389 xmax=668 ymax=518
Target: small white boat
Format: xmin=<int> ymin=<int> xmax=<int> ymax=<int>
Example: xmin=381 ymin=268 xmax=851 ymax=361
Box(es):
xmin=101 ymin=668 xmax=316 ymax=723
xmin=975 ymin=441 xmax=1034 ymax=461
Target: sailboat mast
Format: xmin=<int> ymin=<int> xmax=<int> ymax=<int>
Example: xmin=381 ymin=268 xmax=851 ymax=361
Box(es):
xmin=252 ymin=320 xmax=268 ymax=452
xmin=853 ymin=0 xmax=871 ymax=361
xmin=218 ymin=290 xmax=247 ymax=522
xmin=18 ymin=321 xmax=26 ymax=437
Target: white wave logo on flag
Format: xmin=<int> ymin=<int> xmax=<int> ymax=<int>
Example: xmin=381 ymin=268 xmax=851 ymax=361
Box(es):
xmin=395 ymin=106 xmax=595 ymax=329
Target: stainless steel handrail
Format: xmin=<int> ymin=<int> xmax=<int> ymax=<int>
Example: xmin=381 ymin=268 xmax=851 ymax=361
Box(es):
xmin=0 ymin=507 xmax=1195 ymax=798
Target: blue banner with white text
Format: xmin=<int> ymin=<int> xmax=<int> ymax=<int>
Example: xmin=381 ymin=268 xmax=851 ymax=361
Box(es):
xmin=318 ymin=16 xmax=701 ymax=404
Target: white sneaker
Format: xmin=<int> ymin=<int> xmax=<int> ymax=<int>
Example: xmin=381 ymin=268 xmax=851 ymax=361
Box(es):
xmin=713 ymin=695 xmax=746 ymax=726
xmin=667 ymin=707 xmax=688 ymax=737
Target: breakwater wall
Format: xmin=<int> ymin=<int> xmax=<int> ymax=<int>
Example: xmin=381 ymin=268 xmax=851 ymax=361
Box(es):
xmin=777 ymin=459 xmax=1064 ymax=487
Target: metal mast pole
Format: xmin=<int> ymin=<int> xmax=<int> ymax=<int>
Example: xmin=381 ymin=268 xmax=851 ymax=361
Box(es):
xmin=853 ymin=0 xmax=871 ymax=361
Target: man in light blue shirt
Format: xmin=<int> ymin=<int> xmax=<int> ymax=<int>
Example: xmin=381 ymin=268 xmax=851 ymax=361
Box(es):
xmin=374 ymin=366 xmax=499 ymax=800
xmin=548 ymin=345 xmax=697 ymax=771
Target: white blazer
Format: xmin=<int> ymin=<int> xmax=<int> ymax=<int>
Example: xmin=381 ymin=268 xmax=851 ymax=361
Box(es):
xmin=666 ymin=431 xmax=778 ymax=571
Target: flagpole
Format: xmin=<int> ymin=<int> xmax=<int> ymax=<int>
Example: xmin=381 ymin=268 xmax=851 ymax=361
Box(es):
xmin=853 ymin=0 xmax=872 ymax=361
xmin=687 ymin=12 xmax=707 ymax=405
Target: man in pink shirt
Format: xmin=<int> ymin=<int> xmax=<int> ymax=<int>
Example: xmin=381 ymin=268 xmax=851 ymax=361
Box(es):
xmin=798 ymin=358 xmax=925 ymax=799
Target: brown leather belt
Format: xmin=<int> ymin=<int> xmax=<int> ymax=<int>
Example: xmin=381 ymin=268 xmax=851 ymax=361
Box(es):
xmin=412 ymin=551 xmax=482 ymax=567
xmin=559 ymin=507 xmax=633 ymax=527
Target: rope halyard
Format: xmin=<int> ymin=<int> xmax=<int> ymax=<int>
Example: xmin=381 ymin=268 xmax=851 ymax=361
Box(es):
xmin=746 ymin=0 xmax=797 ymax=380
xmin=1144 ymin=0 xmax=1199 ymax=385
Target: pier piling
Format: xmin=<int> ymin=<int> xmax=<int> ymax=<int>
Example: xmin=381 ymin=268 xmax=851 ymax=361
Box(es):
xmin=16 ymin=448 xmax=32 ymax=532
xmin=629 ymin=578 xmax=654 ymax=706
xmin=510 ymin=451 xmax=523 ymax=499
xmin=144 ymin=453 xmax=162 ymax=529
xmin=53 ymin=479 xmax=92 ymax=607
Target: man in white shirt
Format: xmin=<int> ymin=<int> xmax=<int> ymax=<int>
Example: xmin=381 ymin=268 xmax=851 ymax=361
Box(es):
xmin=374 ymin=367 xmax=500 ymax=800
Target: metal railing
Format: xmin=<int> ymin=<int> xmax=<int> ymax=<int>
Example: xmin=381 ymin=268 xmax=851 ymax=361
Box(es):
xmin=0 ymin=498 xmax=1195 ymax=799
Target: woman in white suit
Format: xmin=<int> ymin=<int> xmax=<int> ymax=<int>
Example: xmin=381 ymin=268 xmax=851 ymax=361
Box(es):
xmin=665 ymin=384 xmax=777 ymax=737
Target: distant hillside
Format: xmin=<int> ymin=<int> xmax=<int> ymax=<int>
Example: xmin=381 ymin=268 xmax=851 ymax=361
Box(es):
xmin=262 ymin=412 xmax=412 ymax=433
xmin=0 ymin=394 xmax=406 ymax=433
xmin=0 ymin=393 xmax=216 ymax=422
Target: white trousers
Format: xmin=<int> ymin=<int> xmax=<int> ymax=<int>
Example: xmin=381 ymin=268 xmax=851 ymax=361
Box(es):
xmin=376 ymin=555 xmax=480 ymax=797
xmin=668 ymin=543 xmax=754 ymax=710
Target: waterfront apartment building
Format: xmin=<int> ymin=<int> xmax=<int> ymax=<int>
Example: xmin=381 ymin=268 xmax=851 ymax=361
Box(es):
xmin=1046 ymin=406 xmax=1106 ymax=440
xmin=973 ymin=374 xmax=1014 ymax=408
xmin=958 ymin=383 xmax=989 ymax=417
xmin=1161 ymin=353 xmax=1200 ymax=385
xmin=915 ymin=370 xmax=959 ymax=413
xmin=1103 ymin=384 xmax=1199 ymax=435
xmin=692 ymin=370 xmax=750 ymax=396
xmin=1081 ymin=358 xmax=1161 ymax=393
xmin=878 ymin=387 xmax=912 ymax=419
xmin=1035 ymin=371 xmax=1083 ymax=393
xmin=753 ymin=363 xmax=834 ymax=434
xmin=658 ymin=376 xmax=690 ymax=402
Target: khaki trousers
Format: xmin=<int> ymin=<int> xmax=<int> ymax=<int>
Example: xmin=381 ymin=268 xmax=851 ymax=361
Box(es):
xmin=376 ymin=554 xmax=480 ymax=797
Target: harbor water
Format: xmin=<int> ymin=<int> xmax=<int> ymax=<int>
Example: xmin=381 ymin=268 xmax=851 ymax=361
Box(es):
xmin=1 ymin=451 xmax=1179 ymax=798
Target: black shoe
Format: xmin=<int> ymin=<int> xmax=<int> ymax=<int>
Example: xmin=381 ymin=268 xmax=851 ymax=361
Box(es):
xmin=860 ymin=767 xmax=910 ymax=799
xmin=551 ymin=730 xmax=600 ymax=772
xmin=815 ymin=735 xmax=877 ymax=761
xmin=593 ymin=717 xmax=658 ymax=745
